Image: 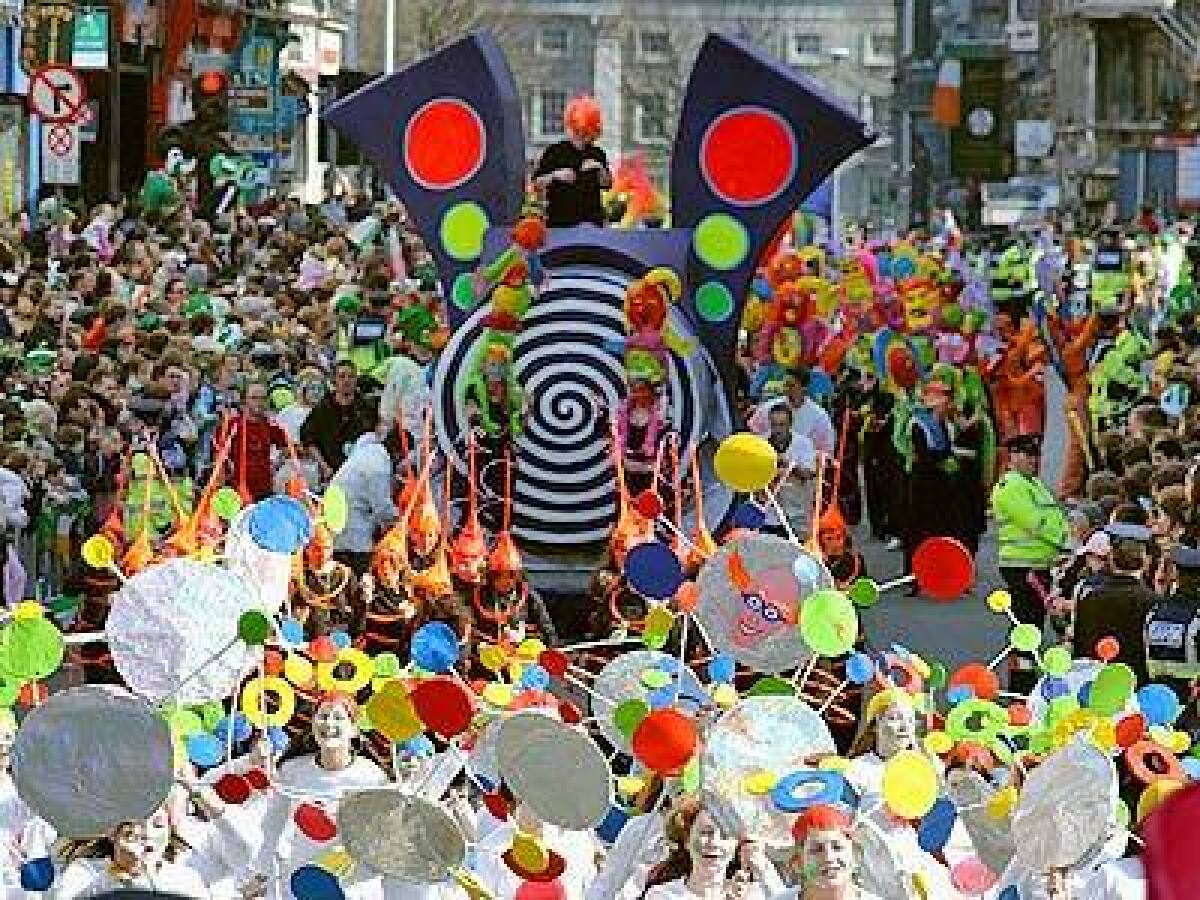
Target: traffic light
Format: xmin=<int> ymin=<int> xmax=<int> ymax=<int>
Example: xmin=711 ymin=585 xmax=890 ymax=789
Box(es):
xmin=193 ymin=69 xmax=229 ymax=134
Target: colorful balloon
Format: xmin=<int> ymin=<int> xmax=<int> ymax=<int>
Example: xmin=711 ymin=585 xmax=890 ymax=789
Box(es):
xmin=714 ymin=433 xmax=778 ymax=492
xmin=911 ymin=537 xmax=974 ymax=601
xmin=882 ymin=749 xmax=939 ymax=819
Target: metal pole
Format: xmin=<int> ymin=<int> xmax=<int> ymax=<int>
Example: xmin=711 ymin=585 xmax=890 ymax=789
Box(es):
xmin=107 ymin=1 xmax=120 ymax=198
xmin=385 ymin=0 xmax=395 ymax=74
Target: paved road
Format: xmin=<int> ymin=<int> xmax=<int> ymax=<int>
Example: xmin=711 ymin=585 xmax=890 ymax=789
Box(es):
xmin=856 ymin=521 xmax=1011 ymax=674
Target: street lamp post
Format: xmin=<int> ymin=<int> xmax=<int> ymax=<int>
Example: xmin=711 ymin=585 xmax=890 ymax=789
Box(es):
xmin=385 ymin=0 xmax=395 ymax=74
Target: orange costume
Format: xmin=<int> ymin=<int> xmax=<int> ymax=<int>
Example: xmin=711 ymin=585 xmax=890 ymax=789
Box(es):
xmin=1046 ymin=313 xmax=1099 ymax=499
xmin=988 ymin=318 xmax=1047 ymax=453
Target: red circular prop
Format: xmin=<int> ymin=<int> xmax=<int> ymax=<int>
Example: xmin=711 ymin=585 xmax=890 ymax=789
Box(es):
xmin=213 ymin=774 xmax=252 ymax=805
xmin=1115 ymin=714 xmax=1147 ymax=749
xmin=538 ymin=649 xmax=569 ymax=680
xmin=700 ymin=107 xmax=796 ymax=206
xmin=632 ymin=490 xmax=664 ymax=520
xmin=631 ymin=709 xmax=697 ymax=776
xmin=404 ymin=98 xmax=486 ymax=190
xmin=244 ymin=768 xmax=270 ymax=791
xmin=1096 ymin=636 xmax=1121 ymax=662
xmin=558 ymin=700 xmax=583 ymax=725
xmin=1141 ymin=782 xmax=1200 ymax=895
xmin=949 ymin=663 xmax=999 ymax=701
xmin=912 ymin=537 xmax=975 ymax=601
xmin=409 ymin=676 xmax=474 ymax=738
xmin=294 ymin=802 xmax=337 ymax=842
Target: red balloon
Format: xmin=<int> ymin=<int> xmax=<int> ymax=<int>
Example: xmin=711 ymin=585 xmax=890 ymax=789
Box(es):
xmin=1143 ymin=782 xmax=1200 ymax=899
xmin=912 ymin=537 xmax=975 ymax=601
xmin=483 ymin=791 xmax=510 ymax=821
xmin=632 ymin=490 xmax=664 ymax=520
xmin=558 ymin=700 xmax=583 ymax=725
xmin=308 ymin=636 xmax=338 ymax=664
xmin=213 ymin=774 xmax=252 ymax=805
xmin=1116 ymin=714 xmax=1147 ymax=749
xmin=631 ymin=709 xmax=698 ymax=776
xmin=949 ymin=663 xmax=999 ymax=701
xmin=294 ymin=802 xmax=337 ymax=842
xmin=539 ymin=649 xmax=570 ymax=680
xmin=887 ymin=346 xmax=918 ymax=390
xmin=409 ymin=677 xmax=474 ymax=738
xmin=516 ymin=880 xmax=566 ymax=900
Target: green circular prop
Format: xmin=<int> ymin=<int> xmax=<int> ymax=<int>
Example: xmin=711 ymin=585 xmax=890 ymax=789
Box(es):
xmin=440 ymin=202 xmax=489 ymax=262
xmin=695 ymin=281 xmax=735 ymax=323
xmin=692 ymin=213 xmax=750 ymax=271
xmin=800 ymin=589 xmax=858 ymax=657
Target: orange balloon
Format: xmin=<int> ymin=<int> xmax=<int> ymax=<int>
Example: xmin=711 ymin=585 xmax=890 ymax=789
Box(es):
xmin=675 ymin=580 xmax=699 ymax=614
xmin=948 ymin=663 xmax=999 ymax=701
xmin=1096 ymin=636 xmax=1121 ymax=662
xmin=631 ymin=709 xmax=697 ymax=776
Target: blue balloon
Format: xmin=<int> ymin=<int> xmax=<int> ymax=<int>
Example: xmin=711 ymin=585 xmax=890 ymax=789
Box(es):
xmin=846 ymin=652 xmax=875 ymax=685
xmin=730 ymin=501 xmax=766 ymax=530
xmin=1137 ymin=684 xmax=1182 ymax=726
xmin=330 ymin=630 xmax=352 ymax=650
xmin=997 ymin=886 xmax=1020 ymax=900
xmin=186 ymin=734 xmax=224 ymax=768
xmin=20 ymin=857 xmax=54 ymax=891
xmin=596 ymin=805 xmax=630 ymax=844
xmin=399 ymin=735 xmax=436 ymax=758
xmin=946 ymin=685 xmax=973 ymax=705
xmin=1077 ymin=682 xmax=1092 ymax=707
xmin=647 ymin=685 xmax=676 ymax=709
xmin=248 ymin=496 xmax=314 ymax=553
xmin=280 ymin=617 xmax=305 ymax=646
xmin=410 ymin=621 xmax=460 ymax=673
xmin=708 ymin=654 xmax=736 ymax=683
xmin=267 ymin=726 xmax=290 ymax=756
xmin=917 ymin=797 xmax=957 ymax=854
xmin=291 ymin=864 xmax=345 ymax=900
xmin=807 ymin=370 xmax=834 ymax=401
xmin=519 ymin=664 xmax=551 ymax=691
xmin=1041 ymin=677 xmax=1068 ymax=700
xmin=623 ymin=540 xmax=684 ymax=600
xmin=602 ymin=337 xmax=626 ymax=356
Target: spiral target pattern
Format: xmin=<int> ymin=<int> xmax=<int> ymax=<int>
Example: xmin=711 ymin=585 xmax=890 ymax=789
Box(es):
xmin=433 ymin=264 xmax=714 ymax=545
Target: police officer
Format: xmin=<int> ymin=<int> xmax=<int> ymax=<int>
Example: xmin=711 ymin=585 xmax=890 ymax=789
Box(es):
xmin=991 ymin=433 xmax=1069 ymax=692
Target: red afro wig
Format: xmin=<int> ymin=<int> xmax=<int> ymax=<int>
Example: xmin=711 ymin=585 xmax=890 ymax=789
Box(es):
xmin=791 ymin=804 xmax=853 ymax=844
xmin=565 ymin=95 xmax=603 ymax=140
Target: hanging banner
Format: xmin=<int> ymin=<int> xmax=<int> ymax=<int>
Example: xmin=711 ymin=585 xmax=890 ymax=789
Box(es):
xmin=71 ymin=6 xmax=108 ymax=69
xmin=950 ymin=59 xmax=1009 ymax=180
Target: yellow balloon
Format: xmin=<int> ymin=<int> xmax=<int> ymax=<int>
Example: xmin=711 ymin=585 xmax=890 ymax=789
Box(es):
xmin=510 ymin=832 xmax=549 ymax=872
xmin=923 ymin=732 xmax=953 ymax=755
xmin=644 ymin=606 xmax=674 ymax=634
xmin=317 ymin=849 xmax=356 ymax=879
xmin=712 ymin=683 xmax=739 ymax=708
xmin=316 ymin=648 xmax=374 ymax=694
xmin=714 ymin=433 xmax=778 ymax=493
xmin=81 ymin=534 xmax=115 ymax=570
xmin=987 ymin=786 xmax=1018 ymax=821
xmin=365 ymin=681 xmax=422 ymax=743
xmin=743 ymin=770 xmax=776 ymax=795
xmin=1137 ymin=779 xmax=1184 ymax=824
xmin=986 ymin=591 xmax=1012 ymax=613
xmin=881 ymin=749 xmax=938 ymax=819
xmin=241 ymin=677 xmax=297 ymax=728
xmin=617 ymin=775 xmax=647 ymax=798
xmin=12 ymin=602 xmax=43 ymax=622
xmin=483 ymin=682 xmax=514 ymax=708
xmin=1170 ymin=730 xmax=1192 ymax=755
xmin=479 ymin=644 xmax=507 ymax=673
xmin=516 ymin=638 xmax=546 ymax=662
xmin=283 ymin=653 xmax=315 ymax=688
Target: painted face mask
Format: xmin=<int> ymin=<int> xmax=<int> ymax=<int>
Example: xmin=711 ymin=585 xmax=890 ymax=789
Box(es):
xmin=772 ymin=327 xmax=802 ymax=368
xmin=725 ymin=551 xmax=799 ymax=649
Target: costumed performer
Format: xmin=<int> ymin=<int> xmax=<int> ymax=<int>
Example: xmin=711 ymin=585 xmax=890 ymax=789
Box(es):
xmin=845 ymin=691 xmax=961 ymax=900
xmin=330 ymin=430 xmax=399 ymax=577
xmin=0 ymin=708 xmax=55 ymax=890
xmin=770 ymin=805 xmax=881 ymax=900
xmin=533 ymin=96 xmax=611 ymax=228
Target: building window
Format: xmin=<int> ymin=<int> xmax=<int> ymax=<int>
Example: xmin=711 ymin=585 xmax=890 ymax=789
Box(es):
xmin=533 ymin=89 xmax=567 ymax=140
xmin=864 ymin=32 xmax=896 ymax=66
xmin=635 ymin=94 xmax=670 ymax=144
xmin=638 ymin=29 xmax=672 ymax=61
xmin=536 ymin=25 xmax=571 ymax=57
xmin=788 ymin=32 xmax=824 ymax=66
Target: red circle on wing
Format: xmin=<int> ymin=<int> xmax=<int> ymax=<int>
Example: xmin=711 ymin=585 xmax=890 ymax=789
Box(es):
xmin=404 ymin=98 xmax=486 ymax=190
xmin=700 ymin=107 xmax=796 ymax=206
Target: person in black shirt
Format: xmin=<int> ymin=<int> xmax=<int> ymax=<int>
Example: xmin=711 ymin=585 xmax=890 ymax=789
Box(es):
xmin=300 ymin=360 xmax=378 ymax=478
xmin=533 ymin=96 xmax=612 ymax=227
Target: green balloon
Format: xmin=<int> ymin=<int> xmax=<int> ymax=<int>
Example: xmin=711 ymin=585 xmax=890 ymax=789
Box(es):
xmin=746 ymin=676 xmax=795 ymax=697
xmin=322 ymin=485 xmax=349 ymax=534
xmin=848 ymin=578 xmax=880 ymax=609
xmin=374 ymin=653 xmax=402 ymax=679
xmin=212 ymin=486 xmax=243 ymax=521
xmin=680 ymin=756 xmax=701 ymax=794
xmin=1089 ymin=663 xmax=1136 ymax=716
xmin=800 ymin=589 xmax=858 ymax=657
xmin=1042 ymin=646 xmax=1072 ymax=677
xmin=640 ymin=669 xmax=672 ymax=690
xmin=199 ymin=702 xmax=226 ymax=731
xmin=1010 ymin=623 xmax=1043 ymax=654
xmin=0 ymin=673 xmax=19 ymax=707
xmin=643 ymin=629 xmax=669 ymax=651
xmin=165 ymin=708 xmax=205 ymax=738
xmin=0 ymin=619 xmax=64 ymax=681
xmin=356 ymin=708 xmax=375 ymax=733
xmin=927 ymin=662 xmax=948 ymax=691
xmin=237 ymin=610 xmax=272 ymax=646
xmin=614 ymin=699 xmax=650 ymax=739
